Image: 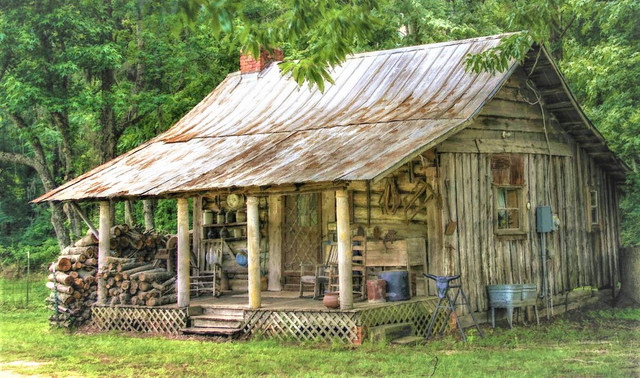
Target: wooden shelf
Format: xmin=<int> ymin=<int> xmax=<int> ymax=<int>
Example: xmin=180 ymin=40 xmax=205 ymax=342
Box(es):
xmin=203 ymin=222 xmax=247 ymax=227
xmin=202 ymin=237 xmax=247 ymax=242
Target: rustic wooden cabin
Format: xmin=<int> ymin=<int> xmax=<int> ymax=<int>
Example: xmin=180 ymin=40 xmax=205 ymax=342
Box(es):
xmin=34 ymin=33 xmax=628 ymax=344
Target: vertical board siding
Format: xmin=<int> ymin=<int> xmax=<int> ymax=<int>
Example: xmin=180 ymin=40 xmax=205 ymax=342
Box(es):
xmin=437 ymin=148 xmax=620 ymax=312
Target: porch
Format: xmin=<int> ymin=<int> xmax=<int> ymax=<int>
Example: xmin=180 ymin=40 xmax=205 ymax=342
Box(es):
xmin=91 ymin=291 xmax=447 ymax=344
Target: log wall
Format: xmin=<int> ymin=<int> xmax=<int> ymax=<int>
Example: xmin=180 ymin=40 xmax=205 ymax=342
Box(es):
xmin=428 ymin=68 xmax=622 ymax=313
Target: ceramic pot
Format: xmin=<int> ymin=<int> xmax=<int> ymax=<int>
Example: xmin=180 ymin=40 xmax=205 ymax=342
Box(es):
xmin=323 ymin=292 xmax=340 ymax=309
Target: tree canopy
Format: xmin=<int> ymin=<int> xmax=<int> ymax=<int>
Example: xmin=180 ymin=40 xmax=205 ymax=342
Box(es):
xmin=0 ymin=0 xmax=639 ymax=271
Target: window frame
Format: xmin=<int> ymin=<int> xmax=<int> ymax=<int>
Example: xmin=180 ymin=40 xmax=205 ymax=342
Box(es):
xmin=493 ymin=184 xmax=527 ymax=236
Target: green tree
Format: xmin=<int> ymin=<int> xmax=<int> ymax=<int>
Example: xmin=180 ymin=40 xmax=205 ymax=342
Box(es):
xmin=0 ymin=0 xmax=236 ymax=250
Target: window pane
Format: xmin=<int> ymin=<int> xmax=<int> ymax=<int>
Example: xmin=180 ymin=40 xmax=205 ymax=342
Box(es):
xmin=591 ymin=207 xmax=598 ymax=225
xmin=497 ymin=188 xmax=507 ymax=208
xmin=497 ymin=209 xmax=508 ymax=229
xmin=506 ymin=189 xmax=519 ymax=208
xmin=508 ymin=209 xmax=519 ymax=228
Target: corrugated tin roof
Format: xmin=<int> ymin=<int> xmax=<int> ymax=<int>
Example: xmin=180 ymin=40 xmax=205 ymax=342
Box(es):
xmin=40 ymin=33 xmax=616 ymax=203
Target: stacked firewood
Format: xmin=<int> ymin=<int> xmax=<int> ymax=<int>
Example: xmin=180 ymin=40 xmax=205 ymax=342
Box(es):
xmin=99 ymin=257 xmax=176 ymax=306
xmin=46 ymin=224 xmax=177 ymax=329
xmin=46 ymin=245 xmax=98 ymax=328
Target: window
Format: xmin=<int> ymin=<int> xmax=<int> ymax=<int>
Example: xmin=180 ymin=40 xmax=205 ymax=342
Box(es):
xmin=491 ymin=154 xmax=526 ymax=235
xmin=497 ymin=187 xmax=520 ymax=230
xmin=494 ymin=186 xmax=524 ymax=234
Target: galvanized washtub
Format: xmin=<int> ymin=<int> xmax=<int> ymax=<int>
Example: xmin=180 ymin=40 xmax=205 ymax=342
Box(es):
xmin=487 ymin=284 xmax=539 ymax=328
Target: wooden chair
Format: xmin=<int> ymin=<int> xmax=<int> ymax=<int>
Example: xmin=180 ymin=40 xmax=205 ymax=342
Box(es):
xmin=325 ymin=235 xmax=367 ymax=300
xmin=351 ymin=235 xmax=367 ymax=300
xmin=299 ymin=243 xmax=338 ymax=299
xmin=191 ymin=239 xmax=223 ymax=297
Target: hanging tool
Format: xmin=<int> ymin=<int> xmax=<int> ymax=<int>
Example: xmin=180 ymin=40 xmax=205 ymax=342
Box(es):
xmin=378 ymin=177 xmax=401 ymax=215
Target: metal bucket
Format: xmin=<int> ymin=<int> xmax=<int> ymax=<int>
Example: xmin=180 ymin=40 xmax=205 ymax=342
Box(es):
xmin=378 ymin=270 xmax=410 ymax=302
xmin=366 ymin=279 xmax=386 ymax=303
xmin=487 ymin=284 xmax=522 ymax=307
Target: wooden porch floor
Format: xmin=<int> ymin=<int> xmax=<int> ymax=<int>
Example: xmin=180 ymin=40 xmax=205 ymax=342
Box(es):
xmin=165 ymin=290 xmax=436 ymax=312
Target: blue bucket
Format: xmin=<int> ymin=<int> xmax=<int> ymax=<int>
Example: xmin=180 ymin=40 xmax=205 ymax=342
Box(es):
xmin=236 ymin=253 xmax=248 ymax=267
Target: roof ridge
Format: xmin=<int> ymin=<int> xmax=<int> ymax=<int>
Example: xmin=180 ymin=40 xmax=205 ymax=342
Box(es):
xmin=346 ymin=32 xmax=519 ymax=60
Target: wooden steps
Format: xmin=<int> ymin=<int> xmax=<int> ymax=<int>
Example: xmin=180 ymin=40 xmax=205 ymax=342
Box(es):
xmin=368 ymin=322 xmax=413 ymax=342
xmin=182 ymin=306 xmax=245 ymax=337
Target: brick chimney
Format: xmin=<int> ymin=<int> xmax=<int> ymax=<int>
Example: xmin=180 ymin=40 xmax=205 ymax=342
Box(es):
xmin=240 ymin=48 xmax=284 ymax=74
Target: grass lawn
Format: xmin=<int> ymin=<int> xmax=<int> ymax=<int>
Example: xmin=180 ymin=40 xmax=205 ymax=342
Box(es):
xmin=0 ymin=279 xmax=638 ymax=377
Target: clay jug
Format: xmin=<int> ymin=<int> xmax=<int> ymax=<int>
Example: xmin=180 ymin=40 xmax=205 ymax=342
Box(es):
xmin=323 ymin=292 xmax=340 ymax=309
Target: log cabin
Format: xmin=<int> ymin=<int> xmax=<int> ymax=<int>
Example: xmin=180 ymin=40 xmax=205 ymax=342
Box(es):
xmin=34 ymin=33 xmax=629 ymax=343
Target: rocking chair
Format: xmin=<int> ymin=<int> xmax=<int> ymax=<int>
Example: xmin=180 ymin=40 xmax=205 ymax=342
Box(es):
xmin=299 ymin=243 xmax=338 ymax=299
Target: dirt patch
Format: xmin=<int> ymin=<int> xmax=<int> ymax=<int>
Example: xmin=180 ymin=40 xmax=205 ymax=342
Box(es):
xmin=0 ymin=361 xmax=50 ymax=377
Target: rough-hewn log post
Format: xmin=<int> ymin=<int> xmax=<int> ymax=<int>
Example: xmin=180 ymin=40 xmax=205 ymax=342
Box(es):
xmin=177 ymin=198 xmax=190 ymax=307
xmin=247 ymin=196 xmax=261 ymax=308
xmin=267 ymin=195 xmax=283 ymax=291
xmin=98 ymin=201 xmax=111 ymax=304
xmin=192 ymin=196 xmax=203 ymax=273
xmin=336 ymin=190 xmax=353 ymax=310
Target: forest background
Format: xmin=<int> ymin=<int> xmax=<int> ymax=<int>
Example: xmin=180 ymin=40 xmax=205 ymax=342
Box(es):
xmin=1 ymin=0 xmax=638 ymax=274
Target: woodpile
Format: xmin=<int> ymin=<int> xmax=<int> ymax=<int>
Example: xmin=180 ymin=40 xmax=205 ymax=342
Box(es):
xmin=99 ymin=257 xmax=176 ymax=307
xmin=47 ymin=224 xmax=177 ymax=329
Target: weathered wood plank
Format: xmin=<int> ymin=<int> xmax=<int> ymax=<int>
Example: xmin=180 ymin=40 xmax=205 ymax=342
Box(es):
xmin=455 ymin=153 xmax=469 ymax=315
xmin=470 ymin=154 xmax=483 ymax=311
xmin=425 ymin=166 xmax=443 ymax=297
xmin=438 ymin=138 xmax=573 ymax=156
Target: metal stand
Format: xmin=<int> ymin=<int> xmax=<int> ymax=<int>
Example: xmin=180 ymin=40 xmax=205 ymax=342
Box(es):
xmin=424 ymin=274 xmax=483 ymax=342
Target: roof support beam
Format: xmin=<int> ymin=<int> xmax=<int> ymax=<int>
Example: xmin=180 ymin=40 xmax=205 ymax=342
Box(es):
xmin=97 ymin=201 xmax=111 ymax=305
xmin=267 ymin=195 xmax=284 ymax=292
xmin=336 ymin=190 xmax=353 ymax=310
xmin=247 ymin=196 xmax=261 ymax=309
xmin=177 ymin=197 xmax=190 ymax=307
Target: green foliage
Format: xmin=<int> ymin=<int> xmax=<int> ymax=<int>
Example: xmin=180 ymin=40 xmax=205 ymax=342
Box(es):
xmin=1 ymin=0 xmax=639 ymax=259
xmin=466 ymin=32 xmax=533 ymax=74
xmin=180 ymin=0 xmax=382 ymax=92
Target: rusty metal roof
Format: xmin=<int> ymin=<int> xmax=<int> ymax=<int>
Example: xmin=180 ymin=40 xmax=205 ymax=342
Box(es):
xmin=36 ymin=33 xmax=589 ymax=202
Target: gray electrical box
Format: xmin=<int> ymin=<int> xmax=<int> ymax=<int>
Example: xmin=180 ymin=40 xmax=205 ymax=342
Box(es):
xmin=536 ymin=206 xmax=553 ymax=233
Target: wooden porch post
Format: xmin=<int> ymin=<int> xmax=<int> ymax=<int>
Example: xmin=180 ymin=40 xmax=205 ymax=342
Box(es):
xmin=267 ymin=195 xmax=283 ymax=291
xmin=192 ymin=196 xmax=203 ymax=274
xmin=177 ymin=197 xmax=190 ymax=307
xmin=247 ymin=196 xmax=261 ymax=309
xmin=336 ymin=190 xmax=353 ymax=310
xmin=97 ymin=201 xmax=111 ymax=305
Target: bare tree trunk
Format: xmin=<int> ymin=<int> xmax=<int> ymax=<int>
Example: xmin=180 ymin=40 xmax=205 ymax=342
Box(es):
xmin=124 ymin=200 xmax=135 ymax=226
xmin=110 ymin=200 xmax=116 ymax=227
xmin=63 ymin=202 xmax=83 ymax=240
xmin=51 ymin=202 xmax=71 ymax=249
xmin=1 ymin=114 xmax=71 ymax=248
xmin=143 ymin=199 xmax=155 ymax=231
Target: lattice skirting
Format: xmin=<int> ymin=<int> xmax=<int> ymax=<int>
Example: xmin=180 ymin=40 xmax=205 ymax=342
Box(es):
xmin=245 ymin=310 xmax=360 ymax=343
xmin=92 ymin=305 xmax=187 ymax=335
xmin=244 ymin=298 xmax=447 ymax=344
